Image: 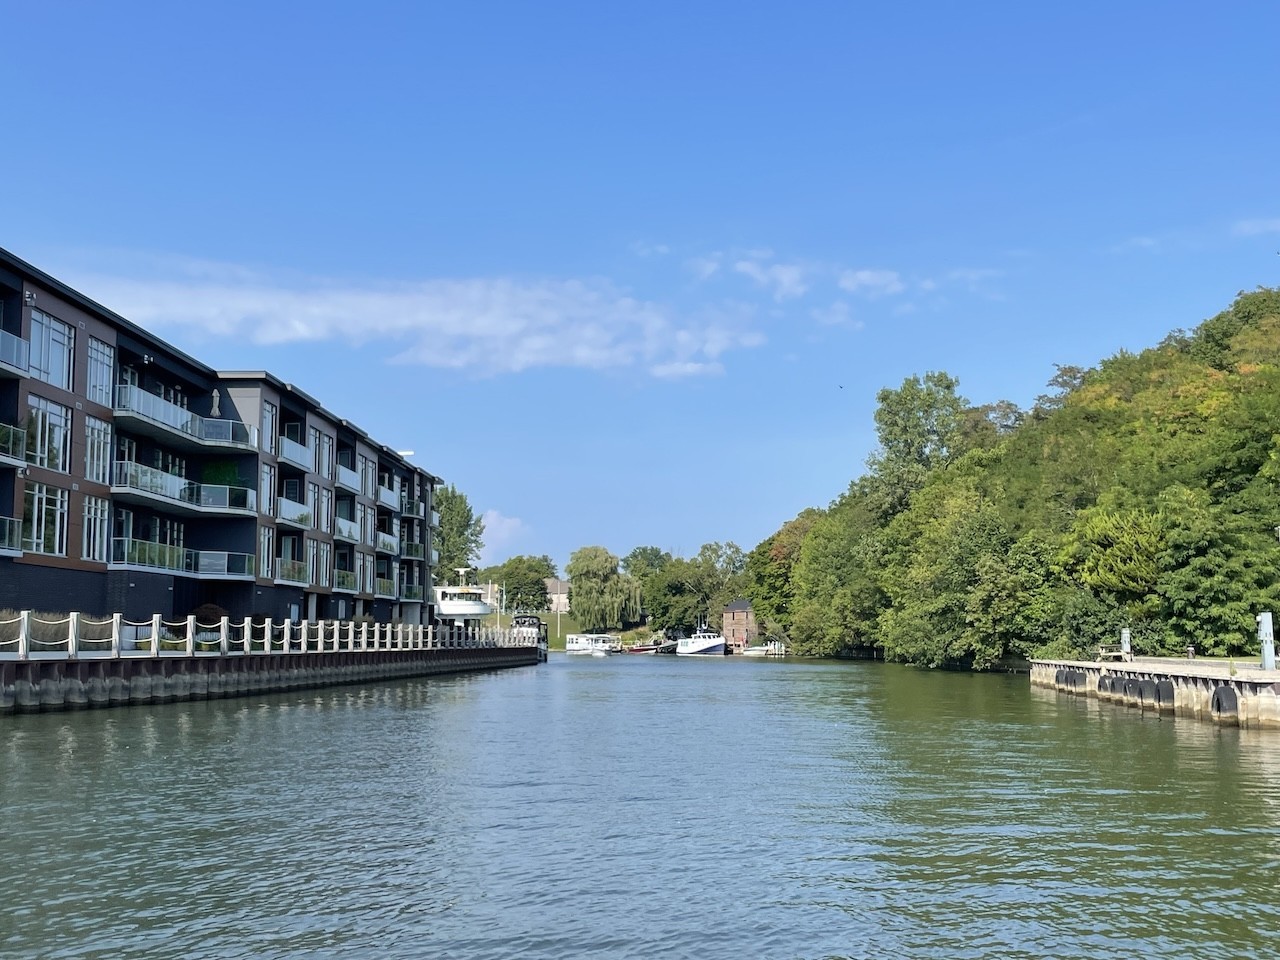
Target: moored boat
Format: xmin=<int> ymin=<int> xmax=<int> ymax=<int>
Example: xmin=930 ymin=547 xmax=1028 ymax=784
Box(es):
xmin=742 ymin=638 xmax=787 ymax=657
xmin=566 ymin=633 xmax=623 ymax=656
xmin=676 ymin=627 xmax=727 ymax=657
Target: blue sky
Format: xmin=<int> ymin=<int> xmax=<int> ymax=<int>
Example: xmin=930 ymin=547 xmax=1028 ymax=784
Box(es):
xmin=6 ymin=1 xmax=1280 ymax=572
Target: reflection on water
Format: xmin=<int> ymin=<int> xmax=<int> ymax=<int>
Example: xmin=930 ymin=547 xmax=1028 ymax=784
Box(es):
xmin=2 ymin=658 xmax=1278 ymax=958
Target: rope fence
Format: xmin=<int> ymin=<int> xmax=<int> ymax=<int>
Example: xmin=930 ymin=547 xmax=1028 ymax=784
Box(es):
xmin=0 ymin=611 xmax=543 ymax=661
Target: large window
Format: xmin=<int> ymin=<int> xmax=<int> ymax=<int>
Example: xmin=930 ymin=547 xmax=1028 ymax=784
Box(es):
xmin=85 ymin=416 xmax=111 ymax=484
xmin=260 ymin=463 xmax=276 ymax=515
xmin=29 ymin=310 xmax=74 ymax=390
xmin=259 ymin=525 xmax=274 ymax=579
xmin=25 ymin=395 xmax=72 ymax=472
xmin=86 ymin=337 xmax=115 ymax=406
xmin=83 ymin=495 xmax=110 ymax=562
xmin=262 ymin=401 xmax=278 ymax=455
xmin=22 ymin=482 xmax=69 ymax=555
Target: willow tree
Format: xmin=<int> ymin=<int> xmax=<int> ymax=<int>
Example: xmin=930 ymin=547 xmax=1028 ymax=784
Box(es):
xmin=566 ymin=546 xmax=642 ymax=630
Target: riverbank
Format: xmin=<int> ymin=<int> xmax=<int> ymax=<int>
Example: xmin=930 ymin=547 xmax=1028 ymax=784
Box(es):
xmin=1030 ymin=655 xmax=1280 ymax=728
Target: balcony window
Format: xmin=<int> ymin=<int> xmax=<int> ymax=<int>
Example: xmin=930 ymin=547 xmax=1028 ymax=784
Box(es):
xmin=22 ymin=481 xmax=68 ymax=555
xmin=29 ymin=309 xmax=74 ymax=390
xmin=25 ymin=395 xmax=71 ymax=472
xmin=82 ymin=495 xmax=110 ymax=562
xmin=87 ymin=337 xmax=115 ymax=406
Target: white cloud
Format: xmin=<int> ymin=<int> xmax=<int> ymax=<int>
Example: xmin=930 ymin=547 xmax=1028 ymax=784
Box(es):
xmin=1233 ymin=218 xmax=1280 ymax=236
xmin=478 ymin=509 xmax=527 ymax=566
xmin=837 ymin=268 xmax=905 ymax=297
xmin=69 ymin=255 xmax=764 ymax=379
xmin=732 ymin=256 xmax=810 ymax=301
xmin=943 ymin=267 xmax=1003 ymax=294
xmin=810 ymin=301 xmax=862 ymax=328
xmin=630 ymin=241 xmax=671 ymax=257
xmin=687 ymin=253 xmax=723 ymax=280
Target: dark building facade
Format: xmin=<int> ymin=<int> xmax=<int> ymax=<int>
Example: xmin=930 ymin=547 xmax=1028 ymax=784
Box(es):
xmin=0 ymin=247 xmax=441 ymax=623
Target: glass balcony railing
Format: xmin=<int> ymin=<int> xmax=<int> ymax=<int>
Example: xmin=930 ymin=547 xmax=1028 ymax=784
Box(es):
xmin=276 ymin=558 xmax=310 ymax=584
xmin=400 ymin=541 xmax=425 ymax=560
xmin=430 ymin=509 xmax=441 ymax=528
xmin=401 ymin=499 xmax=426 ymax=519
xmin=194 ymin=484 xmax=257 ymax=512
xmin=375 ymin=531 xmax=398 ymax=553
xmin=278 ymin=435 xmax=312 ymax=470
xmin=115 ymin=385 xmax=257 ymax=448
xmin=377 ymin=485 xmax=399 ymax=509
xmin=1 ymin=422 xmax=28 ymax=462
xmin=334 ymin=569 xmax=358 ymax=591
xmin=336 ymin=464 xmax=361 ymax=491
xmin=109 ymin=538 xmax=254 ymax=578
xmin=112 ymin=462 xmax=257 ymax=513
xmin=275 ymin=497 xmax=313 ymax=527
xmin=401 ymin=584 xmax=424 ymax=601
xmin=0 ymin=515 xmax=20 ymax=553
xmin=430 ymin=547 xmax=440 ymax=565
xmin=334 ymin=516 xmax=360 ymax=541
xmin=1 ymin=329 xmax=30 ymax=373
xmin=374 ymin=577 xmax=396 ymax=597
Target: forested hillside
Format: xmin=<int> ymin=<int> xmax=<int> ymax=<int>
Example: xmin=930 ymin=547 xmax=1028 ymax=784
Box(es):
xmin=745 ymin=288 xmax=1280 ymax=666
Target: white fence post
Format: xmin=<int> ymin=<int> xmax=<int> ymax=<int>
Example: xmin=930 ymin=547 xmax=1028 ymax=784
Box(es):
xmin=186 ymin=615 xmax=196 ymax=656
xmin=18 ymin=610 xmax=31 ymax=661
xmin=111 ymin=613 xmax=122 ymax=658
xmin=220 ymin=616 xmax=230 ymax=655
xmin=151 ymin=613 xmax=162 ymax=658
xmin=67 ymin=611 xmax=80 ymax=659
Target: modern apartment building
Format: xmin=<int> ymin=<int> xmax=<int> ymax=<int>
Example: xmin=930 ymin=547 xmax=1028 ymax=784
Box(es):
xmin=0 ymin=246 xmax=441 ymax=623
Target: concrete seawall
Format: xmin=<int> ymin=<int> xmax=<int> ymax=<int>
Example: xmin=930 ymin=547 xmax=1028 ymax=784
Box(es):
xmin=1 ymin=646 xmax=539 ymax=714
xmin=1030 ymin=658 xmax=1280 ymax=729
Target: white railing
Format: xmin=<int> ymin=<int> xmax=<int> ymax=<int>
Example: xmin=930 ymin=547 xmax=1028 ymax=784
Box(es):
xmin=0 ymin=611 xmax=542 ymax=661
xmin=1 ymin=328 xmax=30 ymax=372
xmin=278 ymin=435 xmax=312 ymax=470
xmin=115 ymin=385 xmax=258 ymax=448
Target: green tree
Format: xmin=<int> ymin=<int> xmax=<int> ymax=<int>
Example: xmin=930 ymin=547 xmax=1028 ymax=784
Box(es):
xmin=435 ymin=484 xmax=485 ymax=577
xmin=492 ymin=555 xmax=557 ymax=612
xmin=566 ymin=546 xmax=642 ymax=630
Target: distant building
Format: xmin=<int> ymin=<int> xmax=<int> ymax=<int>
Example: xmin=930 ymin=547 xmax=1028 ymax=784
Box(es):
xmin=722 ymin=598 xmax=757 ymax=653
xmin=545 ymin=577 xmax=570 ymax=613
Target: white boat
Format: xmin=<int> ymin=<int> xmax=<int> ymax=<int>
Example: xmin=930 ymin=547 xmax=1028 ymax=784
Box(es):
xmin=435 ymin=568 xmax=494 ymax=627
xmin=566 ymin=633 xmax=622 ymax=656
xmin=676 ymin=627 xmax=726 ymax=657
xmin=742 ymin=639 xmax=787 ymax=657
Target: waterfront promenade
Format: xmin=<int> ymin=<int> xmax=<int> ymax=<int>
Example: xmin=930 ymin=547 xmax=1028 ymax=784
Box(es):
xmin=0 ymin=611 xmax=544 ymax=713
xmin=1030 ymin=654 xmax=1280 ymax=728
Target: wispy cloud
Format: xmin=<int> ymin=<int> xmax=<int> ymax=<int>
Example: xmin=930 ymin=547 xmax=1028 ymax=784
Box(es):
xmin=810 ymin=301 xmax=862 ymax=328
xmin=630 ymin=240 xmax=671 ymax=257
xmin=837 ymin=268 xmax=905 ymax=297
xmin=478 ymin=509 xmax=527 ymax=566
xmin=732 ymin=253 xmax=811 ymax=301
xmin=69 ymin=254 xmax=765 ymax=379
xmin=1233 ymin=218 xmax=1280 ymax=236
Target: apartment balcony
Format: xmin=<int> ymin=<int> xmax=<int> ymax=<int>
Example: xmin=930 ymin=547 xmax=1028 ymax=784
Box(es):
xmin=334 ymin=516 xmax=360 ymax=542
xmin=400 ymin=584 xmax=424 ymax=602
xmin=278 ymin=435 xmax=312 ymax=471
xmin=0 ymin=328 xmax=30 ymax=378
xmin=275 ymin=496 xmax=314 ymax=528
xmin=0 ymin=422 xmax=26 ymax=467
xmin=400 ymin=540 xmax=425 ymax=560
xmin=108 ymin=538 xmax=255 ymax=580
xmin=111 ymin=461 xmax=257 ymax=516
xmin=376 ymin=485 xmax=399 ymax=510
xmin=374 ymin=531 xmax=398 ymax=554
xmin=430 ymin=508 xmax=441 ymax=529
xmin=400 ymin=498 xmax=426 ymax=519
xmin=336 ymin=463 xmax=361 ymax=493
xmin=374 ymin=577 xmax=397 ymax=598
xmin=275 ymin=558 xmax=310 ymax=585
xmin=430 ymin=547 xmax=440 ymax=565
xmin=0 ymin=515 xmax=20 ymax=556
xmin=114 ymin=385 xmax=258 ymax=451
xmin=333 ymin=568 xmax=358 ymax=593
